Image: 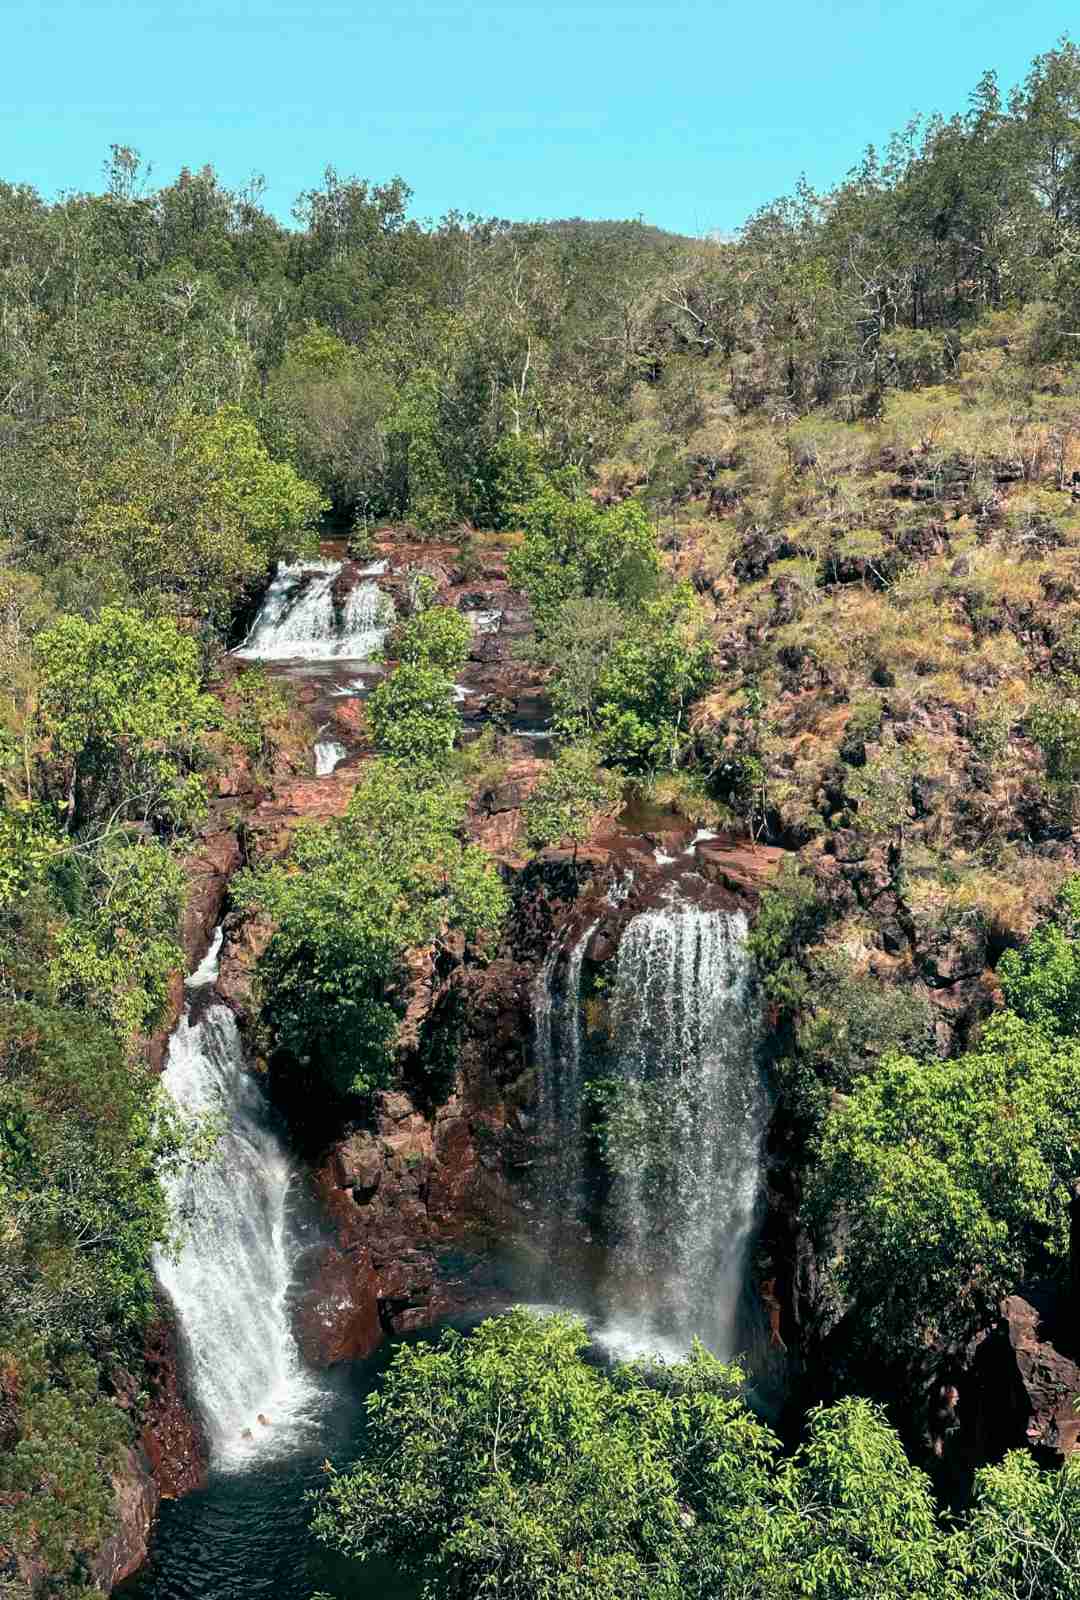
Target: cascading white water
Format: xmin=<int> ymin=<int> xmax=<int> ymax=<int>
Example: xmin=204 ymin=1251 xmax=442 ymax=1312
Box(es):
xmin=534 ymin=901 xmax=765 ymax=1362
xmin=234 ymin=561 xmax=394 ymax=661
xmin=157 ymin=932 xmax=319 ymax=1468
xmin=313 ymin=739 xmax=347 ymax=776
xmin=598 ymin=905 xmax=764 ymax=1359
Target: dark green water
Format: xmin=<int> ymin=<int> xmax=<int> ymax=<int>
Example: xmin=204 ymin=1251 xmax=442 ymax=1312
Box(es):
xmin=120 ymin=1354 xmax=421 ymax=1600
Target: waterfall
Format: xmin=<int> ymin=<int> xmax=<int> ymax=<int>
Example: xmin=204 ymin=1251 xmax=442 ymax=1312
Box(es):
xmin=313 ymin=739 xmax=346 ymax=776
xmin=534 ymin=902 xmax=765 ymax=1362
xmin=234 ymin=561 xmax=394 ymax=661
xmin=534 ymin=922 xmax=598 ymax=1225
xmin=157 ymin=932 xmax=319 ymax=1468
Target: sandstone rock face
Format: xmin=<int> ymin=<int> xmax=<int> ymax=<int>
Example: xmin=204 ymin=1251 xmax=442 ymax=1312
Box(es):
xmin=90 ymin=1449 xmax=160 ymax=1592
xmin=965 ymin=1288 xmax=1080 ymax=1465
xmin=294 ymin=1245 xmax=383 ymax=1366
xmin=140 ymin=1310 xmax=209 ymax=1499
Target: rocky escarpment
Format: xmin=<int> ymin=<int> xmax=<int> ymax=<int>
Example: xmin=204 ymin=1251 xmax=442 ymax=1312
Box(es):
xmin=226 ymin=826 xmax=788 ymax=1351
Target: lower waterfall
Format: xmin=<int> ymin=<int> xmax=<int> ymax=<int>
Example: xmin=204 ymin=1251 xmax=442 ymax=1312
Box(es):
xmin=536 ymin=902 xmax=766 ymax=1361
xmin=157 ymin=932 xmax=320 ymax=1468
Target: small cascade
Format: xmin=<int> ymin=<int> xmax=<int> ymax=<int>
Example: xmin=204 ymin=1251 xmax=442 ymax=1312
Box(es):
xmin=313 ymin=739 xmax=346 ymax=776
xmin=157 ymin=932 xmax=319 ymax=1468
xmin=534 ymin=901 xmax=765 ymax=1362
xmin=234 ymin=560 xmax=394 ymax=661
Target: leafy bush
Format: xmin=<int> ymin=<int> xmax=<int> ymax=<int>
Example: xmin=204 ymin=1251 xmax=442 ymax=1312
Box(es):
xmin=523 ymin=743 xmax=621 ymax=853
xmin=507 ymin=488 xmax=659 ymax=632
xmin=312 ymin=1307 xmax=964 ymax=1600
xmin=238 ymin=761 xmax=507 ymax=1097
xmin=387 ymin=603 xmax=472 ymax=674
xmin=998 ymin=872 xmax=1080 ymax=1037
xmin=48 ymin=841 xmax=186 ymax=1039
xmin=810 ymin=1011 xmax=1080 ymax=1356
xmin=592 ymin=586 xmax=714 ymax=772
xmin=34 ymin=607 xmax=217 ymax=838
xmin=366 ymin=663 xmax=461 ymax=762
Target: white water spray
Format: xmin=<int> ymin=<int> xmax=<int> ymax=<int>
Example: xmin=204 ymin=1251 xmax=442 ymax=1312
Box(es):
xmin=234 ymin=561 xmax=394 ymax=661
xmin=534 ymin=903 xmax=765 ymax=1361
xmin=157 ymin=933 xmax=319 ymax=1468
xmin=313 ymin=740 xmax=347 ymax=776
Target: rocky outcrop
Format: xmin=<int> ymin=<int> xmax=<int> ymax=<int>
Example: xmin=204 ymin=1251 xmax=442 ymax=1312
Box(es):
xmin=90 ymin=1449 xmax=160 ymax=1592
xmin=139 ymin=1310 xmax=208 ymax=1499
xmin=962 ymin=1287 xmax=1080 ymax=1467
xmin=293 ymin=1245 xmax=382 ymax=1366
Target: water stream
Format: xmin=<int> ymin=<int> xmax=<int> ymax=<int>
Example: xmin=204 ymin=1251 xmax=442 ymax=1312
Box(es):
xmin=234 ymin=560 xmax=394 ymax=662
xmin=156 ymin=931 xmax=324 ymax=1466
xmin=533 ymin=899 xmax=767 ymax=1361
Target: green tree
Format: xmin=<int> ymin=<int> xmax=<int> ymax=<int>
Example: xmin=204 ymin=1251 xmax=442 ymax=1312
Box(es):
xmin=507 ymin=488 xmax=659 ymax=632
xmin=810 ymin=1010 xmax=1080 ymax=1357
xmin=961 ymin=1449 xmax=1080 ymax=1599
xmin=366 ymin=663 xmax=461 ymax=762
xmin=49 ymin=841 xmax=186 ymax=1038
xmin=33 ymin=607 xmax=217 ymax=835
xmin=312 ymin=1308 xmax=778 ymax=1600
xmin=76 ymin=406 xmax=326 ymax=628
xmin=237 ymin=760 xmax=506 ymax=1096
xmin=313 ymin=1308 xmax=969 ymax=1600
xmin=523 ymin=743 xmax=621 ymax=854
xmin=592 ymin=586 xmax=715 ymax=771
xmin=998 ymin=874 xmax=1080 ymax=1038
xmin=388 ymin=603 xmax=472 ymax=675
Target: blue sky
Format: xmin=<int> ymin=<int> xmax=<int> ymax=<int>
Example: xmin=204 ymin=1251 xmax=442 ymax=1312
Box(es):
xmin=6 ymin=0 xmax=1077 ymax=236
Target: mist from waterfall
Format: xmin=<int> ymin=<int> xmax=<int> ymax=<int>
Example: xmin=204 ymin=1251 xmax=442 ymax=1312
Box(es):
xmin=234 ymin=560 xmax=394 ymax=661
xmin=157 ymin=933 xmax=321 ymax=1469
xmin=534 ymin=901 xmax=766 ymax=1362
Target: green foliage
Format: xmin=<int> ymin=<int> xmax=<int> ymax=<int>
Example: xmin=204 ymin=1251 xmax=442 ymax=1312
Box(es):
xmin=538 ymin=596 xmax=629 ymax=735
xmin=507 ymin=488 xmax=660 ymax=632
xmin=810 ymin=1010 xmax=1080 ymax=1356
xmin=388 ymin=603 xmax=472 ymax=674
xmin=0 ymin=1345 xmax=129 ymax=1587
xmin=312 ymin=1307 xmax=778 ymax=1600
xmin=77 ymin=405 xmax=326 ymax=628
xmin=0 ymin=1003 xmax=178 ymax=1336
xmin=313 ymin=1308 xmax=974 ymax=1600
xmin=238 ymin=760 xmax=507 ymax=1096
xmin=522 ymin=743 xmax=621 ymax=852
xmin=49 ymin=841 xmax=186 ymax=1038
xmin=1030 ymin=676 xmax=1080 ymax=786
xmin=762 ymin=1396 xmax=959 ymax=1599
xmin=366 ymin=663 xmax=461 ymax=762
xmin=998 ymin=874 xmax=1080 ymax=1038
xmin=228 ymin=665 xmax=297 ymax=778
xmin=961 ymin=1450 xmax=1080 ymax=1600
xmin=0 ymin=800 xmax=64 ymax=910
xmin=795 ymin=947 xmax=934 ymax=1094
xmin=747 ymin=860 xmax=830 ymax=1006
xmin=34 ymin=607 xmax=217 ymax=836
xmin=591 ymin=585 xmax=714 ymax=771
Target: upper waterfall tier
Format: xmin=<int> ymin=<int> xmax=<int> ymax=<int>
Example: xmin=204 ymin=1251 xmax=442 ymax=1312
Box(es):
xmin=234 ymin=560 xmax=394 ymax=661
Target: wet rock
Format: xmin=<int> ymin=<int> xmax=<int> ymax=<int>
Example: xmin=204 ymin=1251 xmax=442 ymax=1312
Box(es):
xmin=90 ymin=1448 xmax=159 ymax=1591
xmin=140 ymin=1308 xmax=209 ymax=1499
xmin=294 ymin=1245 xmax=382 ymax=1367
